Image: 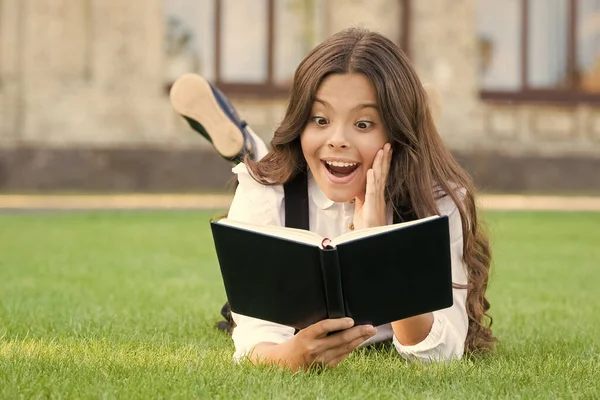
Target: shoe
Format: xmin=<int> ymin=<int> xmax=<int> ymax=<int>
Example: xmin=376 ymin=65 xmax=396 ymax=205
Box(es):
xmin=216 ymin=301 xmax=235 ymax=335
xmin=170 ymin=73 xmax=255 ymax=163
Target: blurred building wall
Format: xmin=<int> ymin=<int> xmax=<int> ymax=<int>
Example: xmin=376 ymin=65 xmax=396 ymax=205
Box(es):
xmin=0 ymin=0 xmax=599 ymax=192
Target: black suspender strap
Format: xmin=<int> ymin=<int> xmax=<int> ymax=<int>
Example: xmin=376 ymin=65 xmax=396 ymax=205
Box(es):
xmin=284 ymin=170 xmax=309 ymax=334
xmin=283 ymin=170 xmax=310 ymax=230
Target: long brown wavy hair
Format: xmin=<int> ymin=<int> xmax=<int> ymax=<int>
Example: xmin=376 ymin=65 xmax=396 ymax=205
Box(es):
xmin=245 ymin=28 xmax=495 ymax=353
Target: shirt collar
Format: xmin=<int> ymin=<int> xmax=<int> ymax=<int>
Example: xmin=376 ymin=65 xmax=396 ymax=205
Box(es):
xmin=308 ymin=170 xmax=336 ymax=210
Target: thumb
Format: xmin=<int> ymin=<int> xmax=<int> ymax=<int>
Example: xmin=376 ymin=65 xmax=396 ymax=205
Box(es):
xmin=305 ymin=318 xmax=354 ymax=339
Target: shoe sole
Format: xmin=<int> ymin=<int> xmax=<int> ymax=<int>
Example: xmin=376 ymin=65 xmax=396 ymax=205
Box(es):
xmin=170 ymin=73 xmax=244 ymax=159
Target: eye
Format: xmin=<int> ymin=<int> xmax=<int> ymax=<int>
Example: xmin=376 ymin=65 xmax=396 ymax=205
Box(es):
xmin=311 ymin=116 xmax=329 ymax=126
xmin=355 ymin=120 xmax=374 ymax=130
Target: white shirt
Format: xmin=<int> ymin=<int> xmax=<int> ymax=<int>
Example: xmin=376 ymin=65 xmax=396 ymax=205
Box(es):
xmin=226 ymin=163 xmax=469 ymax=362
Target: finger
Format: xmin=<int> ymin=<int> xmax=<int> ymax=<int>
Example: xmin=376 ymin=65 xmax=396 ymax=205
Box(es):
xmin=382 ymin=143 xmax=392 ymax=183
xmin=365 ymin=169 xmax=376 ymax=199
xmin=306 ymin=318 xmax=354 ymax=339
xmin=372 ymin=149 xmax=383 ymax=185
xmin=327 ymin=354 xmax=348 ymax=368
xmin=321 ymin=327 xmax=376 ymax=364
xmin=323 ymin=324 xmax=376 ymax=349
xmin=312 ymin=325 xmax=376 ymax=366
xmin=326 ymin=353 xmax=350 ymax=368
xmin=365 ymin=170 xmax=377 ymax=225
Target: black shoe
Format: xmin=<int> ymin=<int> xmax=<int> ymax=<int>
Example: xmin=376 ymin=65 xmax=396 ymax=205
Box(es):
xmin=216 ymin=301 xmax=235 ymax=335
xmin=170 ymin=73 xmax=255 ymax=163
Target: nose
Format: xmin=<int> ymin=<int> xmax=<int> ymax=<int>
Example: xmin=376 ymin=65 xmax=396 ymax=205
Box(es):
xmin=326 ymin=125 xmax=350 ymax=149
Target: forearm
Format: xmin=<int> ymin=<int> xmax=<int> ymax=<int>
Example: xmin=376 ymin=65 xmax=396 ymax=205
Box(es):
xmin=247 ymin=342 xmax=298 ymax=369
xmin=391 ymin=313 xmax=434 ymax=345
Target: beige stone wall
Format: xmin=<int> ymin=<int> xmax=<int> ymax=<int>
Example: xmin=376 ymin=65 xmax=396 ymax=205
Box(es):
xmin=0 ymin=0 xmax=406 ymax=149
xmin=230 ymin=99 xmax=287 ymax=143
xmin=409 ymin=0 xmax=483 ymax=150
xmin=325 ymin=0 xmax=402 ymax=42
xmin=0 ymin=0 xmax=21 ymax=142
xmin=0 ymin=0 xmax=207 ymax=149
xmin=477 ymin=103 xmax=600 ymax=157
xmin=1 ymin=0 xmax=599 ymax=159
xmin=409 ymin=0 xmax=600 ymax=157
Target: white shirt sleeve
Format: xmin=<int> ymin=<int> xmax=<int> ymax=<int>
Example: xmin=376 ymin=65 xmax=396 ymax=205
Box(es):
xmin=226 ymin=163 xmax=296 ymax=362
xmin=227 ymin=163 xmax=285 ymax=227
xmin=392 ymin=193 xmax=469 ymax=361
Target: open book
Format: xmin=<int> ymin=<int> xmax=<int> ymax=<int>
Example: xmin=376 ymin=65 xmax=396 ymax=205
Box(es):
xmin=210 ymin=215 xmax=453 ymax=330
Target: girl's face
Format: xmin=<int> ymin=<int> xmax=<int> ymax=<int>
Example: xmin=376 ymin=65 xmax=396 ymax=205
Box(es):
xmin=301 ymin=73 xmax=388 ymax=202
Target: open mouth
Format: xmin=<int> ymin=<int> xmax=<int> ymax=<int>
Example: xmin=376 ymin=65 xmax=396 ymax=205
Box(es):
xmin=321 ymin=160 xmax=361 ymax=181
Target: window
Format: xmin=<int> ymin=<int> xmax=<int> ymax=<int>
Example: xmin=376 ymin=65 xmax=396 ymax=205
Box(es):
xmin=164 ymin=0 xmax=325 ymax=97
xmin=164 ymin=0 xmax=216 ymax=84
xmin=477 ymin=0 xmax=600 ymax=103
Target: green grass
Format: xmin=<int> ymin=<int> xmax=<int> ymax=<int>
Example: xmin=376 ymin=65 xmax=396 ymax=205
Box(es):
xmin=1 ymin=211 xmax=599 ymax=399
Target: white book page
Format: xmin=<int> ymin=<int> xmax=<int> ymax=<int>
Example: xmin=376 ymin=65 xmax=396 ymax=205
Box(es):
xmin=216 ymin=219 xmax=323 ymax=247
xmin=331 ymin=215 xmax=440 ymax=246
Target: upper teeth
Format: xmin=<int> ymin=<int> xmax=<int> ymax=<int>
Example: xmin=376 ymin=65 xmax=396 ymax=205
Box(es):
xmin=326 ymin=161 xmax=357 ymax=167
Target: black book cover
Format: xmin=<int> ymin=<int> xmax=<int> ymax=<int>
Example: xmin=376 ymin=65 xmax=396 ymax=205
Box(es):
xmin=210 ymin=216 xmax=453 ymax=330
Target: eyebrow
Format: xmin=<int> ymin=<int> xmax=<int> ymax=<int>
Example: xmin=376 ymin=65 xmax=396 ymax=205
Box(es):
xmin=356 ymin=103 xmax=379 ymax=111
xmin=314 ymin=98 xmax=379 ymax=111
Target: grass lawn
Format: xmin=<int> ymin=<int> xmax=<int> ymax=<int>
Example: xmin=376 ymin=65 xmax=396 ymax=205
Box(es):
xmin=1 ymin=210 xmax=599 ymax=399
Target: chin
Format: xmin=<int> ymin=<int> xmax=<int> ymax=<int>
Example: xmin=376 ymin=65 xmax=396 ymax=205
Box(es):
xmin=322 ymin=187 xmax=359 ymax=203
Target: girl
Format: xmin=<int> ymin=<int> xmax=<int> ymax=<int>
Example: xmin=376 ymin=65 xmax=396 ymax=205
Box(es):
xmin=170 ymin=28 xmax=495 ymax=369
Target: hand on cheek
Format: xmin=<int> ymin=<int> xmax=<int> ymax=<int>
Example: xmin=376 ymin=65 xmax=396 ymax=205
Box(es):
xmin=353 ymin=143 xmax=392 ymax=230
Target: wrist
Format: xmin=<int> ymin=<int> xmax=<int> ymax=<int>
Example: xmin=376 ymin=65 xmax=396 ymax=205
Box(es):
xmin=249 ymin=341 xmax=301 ymax=370
xmin=248 ymin=342 xmax=284 ymax=365
xmin=366 ymin=214 xmax=387 ymax=228
xmin=359 ymin=210 xmax=387 ymax=229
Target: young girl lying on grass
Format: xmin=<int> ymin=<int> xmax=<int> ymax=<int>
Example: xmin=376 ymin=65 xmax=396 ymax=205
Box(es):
xmin=170 ymin=28 xmax=495 ymax=370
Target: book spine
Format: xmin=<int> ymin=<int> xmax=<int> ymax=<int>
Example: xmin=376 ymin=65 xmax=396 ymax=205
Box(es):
xmin=319 ymin=248 xmax=346 ymax=319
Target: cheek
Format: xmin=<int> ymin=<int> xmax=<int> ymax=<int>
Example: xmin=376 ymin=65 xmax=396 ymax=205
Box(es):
xmin=363 ymin=152 xmax=379 ymax=169
xmin=359 ymin=139 xmax=387 ymax=168
xmin=300 ymin=135 xmax=318 ymax=174
xmin=361 ymin=130 xmax=388 ymax=168
xmin=300 ymin=128 xmax=322 ymax=159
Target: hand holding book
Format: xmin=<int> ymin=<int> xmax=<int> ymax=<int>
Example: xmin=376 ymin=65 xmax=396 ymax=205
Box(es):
xmin=250 ymin=318 xmax=376 ymax=370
